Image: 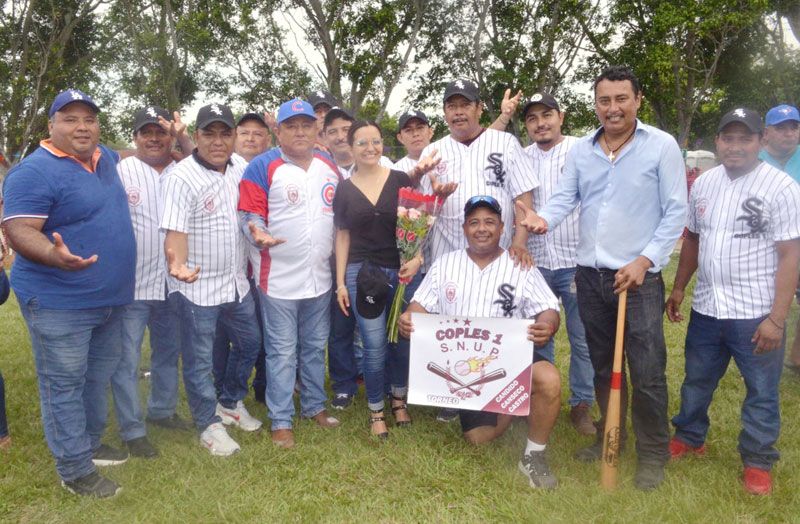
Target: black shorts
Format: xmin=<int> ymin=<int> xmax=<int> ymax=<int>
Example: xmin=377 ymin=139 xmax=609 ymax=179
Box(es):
xmin=459 ymin=410 xmax=498 ymax=433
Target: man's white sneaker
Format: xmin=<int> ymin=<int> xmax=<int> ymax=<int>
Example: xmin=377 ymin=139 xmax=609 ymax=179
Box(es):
xmin=216 ymin=401 xmax=263 ymax=432
xmin=199 ymin=422 xmax=241 ymax=456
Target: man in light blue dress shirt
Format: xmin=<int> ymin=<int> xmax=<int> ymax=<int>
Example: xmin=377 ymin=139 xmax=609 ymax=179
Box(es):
xmin=518 ymin=65 xmax=687 ymax=490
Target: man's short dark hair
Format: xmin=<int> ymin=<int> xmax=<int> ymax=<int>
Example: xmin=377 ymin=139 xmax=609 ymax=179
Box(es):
xmin=593 ymin=66 xmax=641 ymax=97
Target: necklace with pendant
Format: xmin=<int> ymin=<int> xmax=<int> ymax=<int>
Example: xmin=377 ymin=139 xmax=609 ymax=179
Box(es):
xmin=603 ymin=125 xmax=637 ymax=162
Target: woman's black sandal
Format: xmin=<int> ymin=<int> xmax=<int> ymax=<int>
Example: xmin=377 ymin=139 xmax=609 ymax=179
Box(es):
xmin=369 ymin=409 xmax=389 ymax=440
xmin=390 ymin=395 xmax=412 ymax=427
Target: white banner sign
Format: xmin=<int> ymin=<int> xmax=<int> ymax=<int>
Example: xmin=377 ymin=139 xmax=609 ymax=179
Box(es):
xmin=408 ymin=313 xmax=534 ymax=416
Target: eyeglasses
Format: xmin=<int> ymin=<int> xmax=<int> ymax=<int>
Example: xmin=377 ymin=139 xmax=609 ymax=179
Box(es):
xmin=354 ymin=138 xmax=382 ymax=148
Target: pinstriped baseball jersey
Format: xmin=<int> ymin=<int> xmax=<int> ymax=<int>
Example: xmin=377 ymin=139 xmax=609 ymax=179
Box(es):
xmin=419 ymin=129 xmax=539 ymax=268
xmin=117 ymin=156 xmax=175 ymax=300
xmin=525 ymin=136 xmax=580 ymax=270
xmin=688 ymin=162 xmax=800 ymax=318
xmin=413 ymin=249 xmax=558 ymax=318
xmin=392 ymin=155 xmax=418 ymax=174
xmin=160 ymin=153 xmax=251 ymax=306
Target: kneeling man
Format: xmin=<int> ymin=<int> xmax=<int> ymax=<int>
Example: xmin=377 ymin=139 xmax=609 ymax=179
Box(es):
xmin=399 ymin=195 xmax=562 ymax=489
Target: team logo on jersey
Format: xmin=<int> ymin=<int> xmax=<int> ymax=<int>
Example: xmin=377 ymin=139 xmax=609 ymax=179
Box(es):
xmin=285 ymin=184 xmax=300 ymax=205
xmin=435 ymin=160 xmax=448 ymax=176
xmin=493 ymin=283 xmax=517 ymax=318
xmin=202 ymin=193 xmax=216 ymax=214
xmin=444 ymin=282 xmax=458 ymax=303
xmin=734 ymin=196 xmax=769 ymax=238
xmin=695 ymin=197 xmax=708 ymax=219
xmin=485 ymin=153 xmax=506 ymax=187
xmin=126 ymin=187 xmax=141 ymax=207
xmin=321 ymin=181 xmax=336 ymax=207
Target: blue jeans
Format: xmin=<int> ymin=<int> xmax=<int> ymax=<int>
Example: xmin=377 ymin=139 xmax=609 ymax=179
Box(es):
xmin=212 ymin=280 xmax=265 ymax=399
xmin=345 ymin=262 xmax=421 ymax=410
xmin=19 ymin=299 xmax=124 ymax=482
xmin=110 ymin=298 xmax=180 ymax=440
xmin=262 ymin=290 xmax=330 ymax=430
xmin=672 ymin=310 xmax=784 ymax=470
xmin=575 ymin=266 xmax=670 ymax=465
xmin=537 ymin=267 xmax=594 ymax=407
xmin=174 ymin=291 xmax=261 ymax=431
xmin=0 ymin=370 xmax=7 ymax=438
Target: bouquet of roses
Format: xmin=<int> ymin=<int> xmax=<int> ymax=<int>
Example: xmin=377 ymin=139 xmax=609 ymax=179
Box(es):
xmin=386 ymin=187 xmax=441 ymax=343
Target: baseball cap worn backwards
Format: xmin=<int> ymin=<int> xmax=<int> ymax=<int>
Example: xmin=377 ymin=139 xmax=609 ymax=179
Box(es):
xmin=49 ymin=89 xmax=100 ymax=118
xmin=237 ymin=112 xmax=268 ymax=127
xmin=133 ymin=106 xmax=170 ymax=133
xmin=277 ymin=98 xmax=317 ymax=124
xmin=196 ymin=103 xmax=235 ymax=130
xmin=444 ymin=79 xmax=480 ymax=103
xmin=323 ymin=106 xmax=355 ymax=128
xmin=765 ymin=104 xmax=800 ymax=127
xmin=718 ymin=108 xmax=763 ymax=134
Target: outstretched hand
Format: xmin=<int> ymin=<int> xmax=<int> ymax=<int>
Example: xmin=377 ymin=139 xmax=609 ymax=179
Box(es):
xmin=158 ymin=111 xmax=188 ymax=137
xmin=501 ymin=89 xmax=523 ymax=120
xmin=49 ymin=232 xmax=98 ymax=270
xmin=248 ymin=222 xmax=286 ymax=249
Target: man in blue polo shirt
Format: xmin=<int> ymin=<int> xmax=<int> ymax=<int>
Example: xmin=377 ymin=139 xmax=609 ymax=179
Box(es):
xmin=1 ymin=89 xmax=136 ymax=498
xmin=759 ymin=104 xmax=800 ymax=183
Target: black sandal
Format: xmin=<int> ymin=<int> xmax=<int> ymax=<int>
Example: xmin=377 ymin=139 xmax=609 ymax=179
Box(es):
xmin=390 ymin=395 xmax=412 ymax=427
xmin=369 ymin=410 xmax=389 ymax=440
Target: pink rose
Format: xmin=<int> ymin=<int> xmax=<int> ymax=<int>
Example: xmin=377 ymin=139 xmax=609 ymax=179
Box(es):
xmin=407 ymin=232 xmax=417 ymax=243
xmin=408 ymin=208 xmax=422 ymax=220
xmin=397 ymin=206 xmax=408 ymax=217
xmin=396 ymin=228 xmax=405 ymax=240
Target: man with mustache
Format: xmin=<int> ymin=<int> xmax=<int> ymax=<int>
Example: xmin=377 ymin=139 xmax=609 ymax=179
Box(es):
xmin=520 ymin=93 xmax=595 ymax=436
xmin=666 ymin=108 xmax=800 ymax=495
xmin=2 ymin=89 xmax=136 ymax=497
xmin=160 ymin=103 xmax=263 ymax=456
xmin=111 ymin=106 xmax=192 ymax=461
xmin=517 ymin=66 xmax=687 ymax=490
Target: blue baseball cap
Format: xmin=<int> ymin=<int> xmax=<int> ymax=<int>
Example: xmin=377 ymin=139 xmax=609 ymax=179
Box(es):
xmin=277 ymin=98 xmax=316 ymax=124
xmin=49 ymin=89 xmax=100 ymax=118
xmin=765 ymin=104 xmax=800 ymax=127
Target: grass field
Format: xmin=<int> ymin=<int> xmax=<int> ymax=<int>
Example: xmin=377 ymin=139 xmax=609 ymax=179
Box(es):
xmin=1 ymin=260 xmax=800 ymax=523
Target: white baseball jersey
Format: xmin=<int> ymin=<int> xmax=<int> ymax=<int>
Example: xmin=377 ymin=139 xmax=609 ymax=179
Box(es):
xmin=413 ymin=249 xmax=558 ymax=318
xmin=160 ymin=153 xmax=250 ymax=306
xmin=238 ymin=149 xmax=340 ymax=300
xmin=419 ymin=129 xmax=539 ymax=268
xmin=525 ymin=136 xmax=580 ymax=270
xmin=117 ymin=156 xmax=175 ymax=301
xmin=392 ymin=155 xmax=418 ymax=174
xmin=688 ymin=162 xmax=800 ymax=319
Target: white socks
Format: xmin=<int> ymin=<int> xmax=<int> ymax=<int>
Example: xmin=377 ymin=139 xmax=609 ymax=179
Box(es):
xmin=525 ymin=439 xmax=546 ymax=454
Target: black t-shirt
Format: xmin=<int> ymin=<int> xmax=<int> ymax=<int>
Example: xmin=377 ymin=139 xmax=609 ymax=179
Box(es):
xmin=333 ymin=169 xmax=412 ymax=269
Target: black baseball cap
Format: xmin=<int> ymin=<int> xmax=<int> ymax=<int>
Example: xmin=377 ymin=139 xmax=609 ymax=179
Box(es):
xmin=398 ymin=109 xmax=430 ymax=131
xmin=718 ymin=108 xmax=763 ymax=134
xmin=323 ymin=106 xmax=355 ymax=129
xmin=464 ymin=195 xmax=502 ymax=218
xmin=133 ymin=106 xmax=170 ymax=133
xmin=236 ymin=112 xmax=267 ymax=127
xmin=307 ymin=90 xmax=339 ymax=111
xmin=196 ymin=103 xmax=235 ymax=130
xmin=356 ymin=262 xmax=391 ymax=319
xmin=521 ymin=92 xmax=560 ymax=118
xmin=444 ymin=79 xmax=480 ymax=103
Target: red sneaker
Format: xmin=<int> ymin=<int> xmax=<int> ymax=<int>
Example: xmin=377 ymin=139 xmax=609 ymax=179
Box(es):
xmin=743 ymin=467 xmax=772 ymax=495
xmin=669 ymin=436 xmax=706 ymax=460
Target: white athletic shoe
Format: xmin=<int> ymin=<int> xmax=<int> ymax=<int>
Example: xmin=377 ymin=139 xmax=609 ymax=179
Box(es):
xmin=199 ymin=422 xmax=241 ymax=456
xmin=216 ymin=401 xmax=263 ymax=432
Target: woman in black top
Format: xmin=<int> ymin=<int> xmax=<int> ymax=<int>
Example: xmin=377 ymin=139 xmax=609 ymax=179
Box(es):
xmin=332 ymin=121 xmax=423 ymax=439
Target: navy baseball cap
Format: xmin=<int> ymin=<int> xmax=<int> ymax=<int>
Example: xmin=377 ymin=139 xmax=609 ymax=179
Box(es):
xmin=718 ymin=108 xmax=763 ymax=134
xmin=355 ymin=262 xmax=391 ymax=319
xmin=464 ymin=195 xmax=502 ymax=218
xmin=49 ymin=89 xmax=100 ymax=118
xmin=765 ymin=104 xmax=800 ymax=127
xmin=133 ymin=106 xmax=170 ymax=133
xmin=521 ymin=92 xmax=560 ymax=118
xmin=196 ymin=103 xmax=235 ymax=130
xmin=444 ymin=79 xmax=480 ymax=103
xmin=398 ymin=109 xmax=429 ymax=131
xmin=307 ymin=90 xmax=339 ymax=111
xmin=237 ymin=112 xmax=268 ymax=127
xmin=277 ymin=98 xmax=316 ymax=124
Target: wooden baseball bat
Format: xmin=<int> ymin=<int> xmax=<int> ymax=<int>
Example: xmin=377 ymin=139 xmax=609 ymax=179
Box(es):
xmin=451 ymin=368 xmax=507 ymax=392
xmin=426 ymin=362 xmax=481 ymax=395
xmin=601 ymin=289 xmax=627 ymax=491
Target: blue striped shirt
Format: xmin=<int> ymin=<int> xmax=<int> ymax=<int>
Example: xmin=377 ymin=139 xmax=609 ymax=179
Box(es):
xmin=538 ymin=120 xmax=687 ymax=272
